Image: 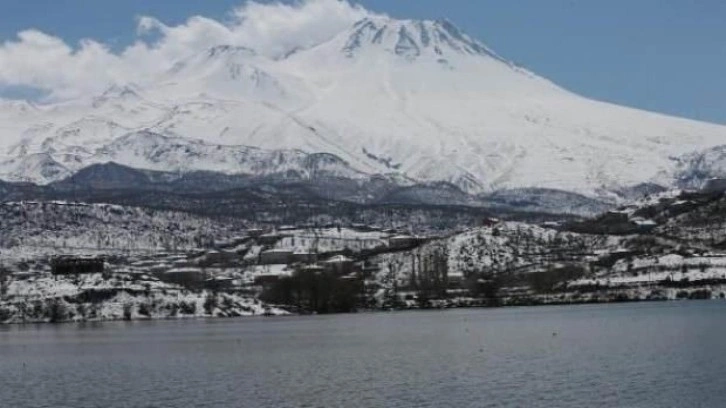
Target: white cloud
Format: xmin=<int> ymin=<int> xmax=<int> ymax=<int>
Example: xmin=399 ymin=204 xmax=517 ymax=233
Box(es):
xmin=0 ymin=30 xmax=126 ymax=100
xmin=230 ymin=0 xmax=368 ymax=58
xmin=0 ymin=0 xmax=372 ymax=101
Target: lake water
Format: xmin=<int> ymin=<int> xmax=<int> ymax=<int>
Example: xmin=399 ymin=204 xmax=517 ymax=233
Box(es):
xmin=1 ymin=301 xmax=726 ymax=408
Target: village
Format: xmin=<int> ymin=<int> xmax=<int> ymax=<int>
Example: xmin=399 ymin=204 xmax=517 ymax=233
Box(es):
xmin=3 ymin=178 xmax=726 ymax=323
xmin=43 ymin=223 xmax=459 ymax=311
xmin=1 ymin=213 xmax=571 ymax=319
xmin=0 ymin=222 xmax=450 ymax=321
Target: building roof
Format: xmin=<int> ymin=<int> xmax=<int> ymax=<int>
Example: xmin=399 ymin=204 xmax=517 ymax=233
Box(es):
xmin=607 ymin=209 xmax=632 ymax=215
xmin=323 ymin=255 xmax=354 ymax=264
xmin=261 ymin=248 xmax=294 ymax=255
xmin=165 ymin=268 xmax=204 ymax=274
xmin=389 ymin=235 xmax=415 ymax=240
xmin=632 ymin=218 xmax=657 ymax=227
xmin=293 ymin=249 xmax=317 ymax=255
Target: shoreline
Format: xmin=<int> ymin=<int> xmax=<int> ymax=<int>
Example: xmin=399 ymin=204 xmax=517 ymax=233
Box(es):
xmin=3 ymin=295 xmax=723 ymax=327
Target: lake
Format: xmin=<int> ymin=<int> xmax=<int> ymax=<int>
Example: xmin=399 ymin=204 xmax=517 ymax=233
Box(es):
xmin=1 ymin=301 xmax=725 ymax=408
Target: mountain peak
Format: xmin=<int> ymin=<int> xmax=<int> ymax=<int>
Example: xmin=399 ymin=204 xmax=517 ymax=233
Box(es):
xmin=92 ymin=84 xmax=143 ymax=108
xmin=57 ymin=161 xmax=153 ymax=190
xmin=159 ymin=44 xmax=310 ymax=106
xmin=167 ymin=45 xmax=258 ymax=77
xmin=100 ymin=84 xmax=141 ymax=99
xmin=206 ymin=45 xmax=257 ymax=59
xmin=341 ymin=17 xmax=506 ymax=62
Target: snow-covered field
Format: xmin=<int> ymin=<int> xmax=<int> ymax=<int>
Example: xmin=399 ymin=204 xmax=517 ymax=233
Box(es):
xmin=271 ymin=227 xmax=389 ymax=253
xmin=0 ymin=271 xmax=287 ymax=324
xmin=0 ymin=201 xmax=247 ymax=261
xmin=372 ymin=222 xmax=619 ymax=285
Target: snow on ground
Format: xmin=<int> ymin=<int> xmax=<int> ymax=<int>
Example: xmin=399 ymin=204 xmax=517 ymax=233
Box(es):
xmin=0 ymin=201 xmax=246 ymax=262
xmin=373 ymin=222 xmax=620 ymax=286
xmin=0 ymin=271 xmax=287 ymax=324
xmin=2 ymin=13 xmax=726 ymax=198
xmin=242 ymin=265 xmax=293 ymax=284
xmin=271 ymin=227 xmax=388 ymax=253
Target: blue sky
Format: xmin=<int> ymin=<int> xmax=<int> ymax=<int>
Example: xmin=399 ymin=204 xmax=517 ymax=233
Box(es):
xmin=1 ymin=0 xmax=725 ymax=124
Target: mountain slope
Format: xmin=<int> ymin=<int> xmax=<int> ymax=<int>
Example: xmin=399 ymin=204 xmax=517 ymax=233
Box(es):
xmin=1 ymin=14 xmax=725 ymax=201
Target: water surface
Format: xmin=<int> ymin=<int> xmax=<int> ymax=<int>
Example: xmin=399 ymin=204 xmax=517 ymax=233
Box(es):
xmin=2 ymin=302 xmax=725 ymax=407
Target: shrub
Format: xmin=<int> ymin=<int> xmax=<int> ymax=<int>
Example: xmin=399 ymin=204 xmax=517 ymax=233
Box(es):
xmin=76 ymin=303 xmax=88 ymax=320
xmin=0 ymin=306 xmax=13 ymax=322
xmin=168 ymin=303 xmax=179 ymax=317
xmin=138 ymin=302 xmax=151 ymax=317
xmin=689 ymin=290 xmax=711 ymax=300
xmin=123 ymin=303 xmax=133 ymax=320
xmin=203 ymin=294 xmax=218 ymax=315
xmin=47 ymin=299 xmax=69 ymax=323
xmin=528 ymin=265 xmax=586 ymax=293
xmin=179 ymin=301 xmax=197 ymax=315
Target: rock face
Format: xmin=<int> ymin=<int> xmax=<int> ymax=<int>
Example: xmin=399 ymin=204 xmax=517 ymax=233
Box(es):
xmin=1 ymin=15 xmax=726 ymax=201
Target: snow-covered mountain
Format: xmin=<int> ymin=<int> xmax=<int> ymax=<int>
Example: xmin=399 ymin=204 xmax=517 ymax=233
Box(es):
xmin=1 ymin=15 xmax=725 ymax=202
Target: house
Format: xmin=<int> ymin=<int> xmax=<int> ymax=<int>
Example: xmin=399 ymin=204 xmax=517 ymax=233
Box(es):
xmin=148 ymin=265 xmax=170 ymax=274
xmin=447 ymin=270 xmax=466 ymax=289
xmin=631 ymin=217 xmax=657 ymax=232
xmin=254 ymin=274 xmax=282 ymax=286
xmin=323 ymin=255 xmax=355 ymax=275
xmin=51 ymin=257 xmax=105 ymax=275
xmin=541 ymin=221 xmax=561 ymax=229
xmin=601 ymin=210 xmax=630 ymax=224
xmin=291 ymin=250 xmax=318 ymax=264
xmin=594 ymin=210 xmax=636 ymax=234
xmin=481 ymin=217 xmax=501 ymax=227
xmin=299 ymin=264 xmax=325 ymax=275
xmin=388 ymin=235 xmax=420 ymax=250
xmin=205 ymin=276 xmax=236 ymax=291
xmin=259 ymin=249 xmax=294 ymax=265
xmin=257 ymin=232 xmax=284 ymax=246
xmin=246 ymin=264 xmax=292 ymax=285
xmin=215 ymin=236 xmax=249 ymax=250
xmin=163 ymin=268 xmax=207 ymax=285
xmin=246 ymin=228 xmax=265 ymax=238
xmin=202 ymin=250 xmax=235 ymax=265
xmin=11 ymin=271 xmax=37 ymax=280
xmin=358 ymin=261 xmax=381 ymax=278
xmin=703 ymin=178 xmax=726 ymax=194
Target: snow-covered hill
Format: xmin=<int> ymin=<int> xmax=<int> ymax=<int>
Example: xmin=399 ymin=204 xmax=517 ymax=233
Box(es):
xmin=2 ymin=13 xmax=726 ymax=201
xmin=0 ymin=201 xmax=246 ymax=260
